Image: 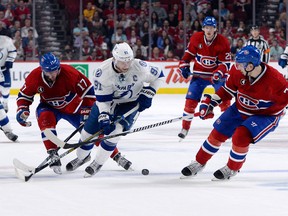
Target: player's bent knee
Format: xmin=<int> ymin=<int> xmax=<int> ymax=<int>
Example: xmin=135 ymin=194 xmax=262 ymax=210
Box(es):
xmin=232 ymin=126 xmax=253 ymax=149
xmin=208 ymin=129 xmax=229 ymax=146
xmin=184 ymin=99 xmax=198 ymax=113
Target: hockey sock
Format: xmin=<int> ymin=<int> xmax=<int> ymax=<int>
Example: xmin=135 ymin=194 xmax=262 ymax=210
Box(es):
xmin=227 ymin=126 xmax=252 ymax=171
xmin=196 ymin=129 xmax=229 ymax=165
xmin=110 ymin=147 xmax=119 ymax=158
xmin=182 ymin=99 xmax=198 ymax=130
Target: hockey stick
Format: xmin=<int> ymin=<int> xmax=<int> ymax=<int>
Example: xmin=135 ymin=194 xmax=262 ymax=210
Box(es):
xmin=45 ymin=112 xmax=200 ymax=149
xmin=13 ymin=104 xmax=140 ymax=181
xmin=13 ymin=122 xmax=85 ymax=181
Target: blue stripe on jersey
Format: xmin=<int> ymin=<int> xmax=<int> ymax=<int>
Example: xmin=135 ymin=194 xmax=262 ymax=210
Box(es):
xmin=202 ymin=140 xmax=219 ymax=154
xmin=96 ymin=94 xmax=113 ymax=102
xmin=159 ymin=70 xmax=165 ymax=78
xmin=229 ymin=149 xmax=247 ymax=162
xmin=100 ymin=140 xmax=116 ymax=151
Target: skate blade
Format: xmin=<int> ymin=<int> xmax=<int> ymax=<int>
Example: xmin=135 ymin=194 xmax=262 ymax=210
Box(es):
xmin=84 ymin=173 xmax=93 ymax=178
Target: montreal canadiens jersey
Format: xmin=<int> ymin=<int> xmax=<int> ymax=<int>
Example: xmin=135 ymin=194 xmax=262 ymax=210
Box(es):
xmin=0 ymin=35 xmax=17 ymax=68
xmin=217 ymin=63 xmax=288 ymax=116
xmin=93 ymin=58 xmax=164 ymax=113
xmin=183 ymin=31 xmax=231 ymax=78
xmin=17 ymin=64 xmax=95 ymax=114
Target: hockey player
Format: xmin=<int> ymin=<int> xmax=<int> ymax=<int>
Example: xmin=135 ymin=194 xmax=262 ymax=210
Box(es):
xmin=181 ymin=45 xmax=288 ymax=180
xmin=67 ymin=42 xmax=164 ymax=177
xmin=0 ymin=35 xmax=17 ymax=113
xmin=245 ymin=25 xmax=270 ymax=63
xmin=178 ymin=16 xmax=231 ymax=140
xmin=278 ymin=44 xmax=288 ymax=69
xmin=16 ymin=53 xmax=133 ymax=174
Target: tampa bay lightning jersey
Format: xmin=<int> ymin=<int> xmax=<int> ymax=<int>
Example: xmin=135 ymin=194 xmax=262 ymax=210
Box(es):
xmin=93 ymin=58 xmax=164 ymax=113
xmin=0 ymin=35 xmax=17 ymax=68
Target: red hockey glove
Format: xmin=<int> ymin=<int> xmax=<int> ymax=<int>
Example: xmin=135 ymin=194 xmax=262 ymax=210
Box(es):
xmin=199 ymin=94 xmax=221 ymax=120
xmin=211 ymin=70 xmax=223 ymax=84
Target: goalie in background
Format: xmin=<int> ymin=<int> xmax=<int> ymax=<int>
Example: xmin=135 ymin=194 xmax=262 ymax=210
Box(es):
xmin=181 ymin=45 xmax=288 ymax=180
xmin=67 ymin=42 xmax=164 ymax=177
xmin=16 ymin=53 xmax=133 ymax=175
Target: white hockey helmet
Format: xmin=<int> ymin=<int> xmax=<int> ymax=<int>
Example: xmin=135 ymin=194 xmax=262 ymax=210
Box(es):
xmin=112 ymin=42 xmax=134 ymax=62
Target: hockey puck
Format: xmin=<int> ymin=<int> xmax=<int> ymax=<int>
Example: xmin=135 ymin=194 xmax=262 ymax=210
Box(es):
xmin=141 ymin=169 xmax=149 ymax=175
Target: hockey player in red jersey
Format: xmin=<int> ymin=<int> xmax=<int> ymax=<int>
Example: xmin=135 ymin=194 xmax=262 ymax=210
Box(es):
xmin=16 ymin=53 xmax=132 ymax=174
xmin=181 ymin=45 xmax=288 ymax=180
xmin=178 ymin=16 xmax=232 ymax=140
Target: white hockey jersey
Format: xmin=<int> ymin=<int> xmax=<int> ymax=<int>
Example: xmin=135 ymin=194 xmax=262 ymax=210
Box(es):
xmin=93 ymin=58 xmax=164 ymax=113
xmin=0 ymin=35 xmax=17 ymax=69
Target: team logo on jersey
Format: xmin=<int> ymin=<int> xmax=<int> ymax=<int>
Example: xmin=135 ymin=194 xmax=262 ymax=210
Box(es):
xmin=237 ymin=92 xmax=273 ymax=110
xmin=38 ymin=86 xmax=44 ymax=93
xmin=240 ymin=79 xmax=246 ymax=85
xmin=44 ymin=92 xmax=76 ymax=109
xmin=197 ymin=55 xmax=217 ymax=69
xmin=95 ymin=69 xmax=102 ymax=77
xmin=198 ymin=44 xmax=203 ymax=49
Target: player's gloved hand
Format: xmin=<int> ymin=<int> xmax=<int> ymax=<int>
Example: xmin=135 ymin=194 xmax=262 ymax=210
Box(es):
xmin=98 ymin=112 xmax=115 ymax=135
xmin=199 ymin=94 xmax=221 ymax=120
xmin=80 ymin=107 xmax=91 ymax=123
xmin=137 ymin=86 xmax=156 ymax=112
xmin=178 ymin=60 xmax=192 ymax=79
xmin=278 ymin=58 xmax=287 ymax=69
xmin=16 ymin=108 xmax=31 ymax=127
xmin=211 ymin=71 xmax=223 ymax=84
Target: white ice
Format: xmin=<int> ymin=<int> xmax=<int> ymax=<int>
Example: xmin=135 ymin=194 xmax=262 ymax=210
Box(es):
xmin=1 ymin=95 xmax=288 ymax=216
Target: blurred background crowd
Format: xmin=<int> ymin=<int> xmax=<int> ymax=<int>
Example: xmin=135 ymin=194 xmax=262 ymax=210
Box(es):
xmin=0 ymin=0 xmax=287 ymax=61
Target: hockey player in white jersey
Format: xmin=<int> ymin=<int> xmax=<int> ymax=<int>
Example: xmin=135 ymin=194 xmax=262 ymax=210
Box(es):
xmin=0 ymin=35 xmax=18 ymax=141
xmin=66 ymin=42 xmax=165 ymax=177
xmin=278 ymin=44 xmax=288 ymax=71
xmin=0 ymin=35 xmax=17 ymax=113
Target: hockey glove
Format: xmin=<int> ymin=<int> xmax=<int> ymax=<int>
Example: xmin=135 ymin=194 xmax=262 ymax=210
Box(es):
xmin=178 ymin=60 xmax=192 ymax=79
xmin=16 ymin=108 xmax=31 ymax=127
xmin=137 ymin=86 xmax=156 ymax=112
xmin=278 ymin=58 xmax=287 ymax=69
xmin=199 ymin=94 xmax=221 ymax=120
xmin=98 ymin=112 xmax=115 ymax=135
xmin=211 ymin=71 xmax=223 ymax=84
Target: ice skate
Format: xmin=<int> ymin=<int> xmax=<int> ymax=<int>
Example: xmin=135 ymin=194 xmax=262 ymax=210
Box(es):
xmin=212 ymin=165 xmax=239 ymax=180
xmin=178 ymin=128 xmax=188 ymax=141
xmin=66 ymin=154 xmax=91 ymax=171
xmin=48 ymin=149 xmax=62 ymax=175
xmin=180 ymin=160 xmax=205 ymax=179
xmin=4 ymin=130 xmax=18 ymax=142
xmin=113 ymin=152 xmax=132 ymax=170
xmin=84 ymin=160 xmax=103 ymax=178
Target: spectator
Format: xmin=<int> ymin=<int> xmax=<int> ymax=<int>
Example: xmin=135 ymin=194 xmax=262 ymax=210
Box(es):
xmin=151 ymin=0 xmax=167 ymax=22
xmin=4 ymin=3 xmax=15 ymax=23
xmin=127 ymin=29 xmax=139 ymax=47
xmin=132 ymin=38 xmax=147 ymax=59
xmin=270 ymin=39 xmax=284 ymax=60
xmin=118 ymin=0 xmax=137 ymax=20
xmin=97 ymin=42 xmax=111 ymax=60
xmin=22 ymin=28 xmax=37 ymax=49
xmin=156 ymin=30 xmax=171 ymax=50
xmin=135 ymin=48 xmax=147 ymax=60
xmin=151 ymin=11 xmax=161 ymax=32
xmin=14 ymin=0 xmax=31 ymax=26
xmin=166 ymin=50 xmax=179 ymax=61
xmin=72 ymin=22 xmax=89 ymax=40
xmin=0 ymin=10 xmax=12 ymax=29
xmin=149 ymin=46 xmax=165 ymax=60
xmin=111 ymin=26 xmax=127 ymax=47
xmin=80 ymin=38 xmax=93 ymax=60
xmin=23 ymin=39 xmax=38 ymax=60
xmin=231 ymin=38 xmax=244 ymax=59
xmin=83 ymin=2 xmax=96 ymax=23
xmin=10 ymin=20 xmax=21 ymax=37
xmin=60 ymin=44 xmax=76 ymax=61
xmin=12 ymin=29 xmax=24 ymax=60
xmin=118 ymin=13 xmax=132 ymax=30
xmin=0 ymin=21 xmax=11 ymax=36
xmin=163 ymin=37 xmax=174 ymax=59
xmin=219 ymin=2 xmax=230 ymax=21
xmin=73 ymin=29 xmax=93 ymax=49
xmin=21 ymin=18 xmax=38 ymax=39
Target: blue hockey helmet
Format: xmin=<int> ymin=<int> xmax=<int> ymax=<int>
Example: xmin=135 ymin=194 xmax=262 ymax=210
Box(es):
xmin=235 ymin=45 xmax=261 ymax=68
xmin=202 ymin=16 xmax=217 ymax=28
xmin=39 ymin=53 xmax=60 ymax=72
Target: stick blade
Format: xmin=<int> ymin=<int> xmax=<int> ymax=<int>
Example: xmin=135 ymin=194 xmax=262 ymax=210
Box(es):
xmin=43 ymin=129 xmax=65 ymax=147
xmin=13 ymin=159 xmax=33 ymax=182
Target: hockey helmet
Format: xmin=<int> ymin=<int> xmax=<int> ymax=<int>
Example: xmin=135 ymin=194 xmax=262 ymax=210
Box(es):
xmin=40 ymin=53 xmax=60 ymax=72
xmin=235 ymin=45 xmax=261 ymax=68
xmin=202 ymin=16 xmax=217 ymax=28
xmin=112 ymin=42 xmax=134 ymax=62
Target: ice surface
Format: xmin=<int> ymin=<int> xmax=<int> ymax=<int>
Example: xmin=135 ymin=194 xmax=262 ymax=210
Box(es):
xmin=0 ymin=95 xmax=287 ymax=216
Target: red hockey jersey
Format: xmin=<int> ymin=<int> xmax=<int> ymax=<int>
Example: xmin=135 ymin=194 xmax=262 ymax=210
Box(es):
xmin=17 ymin=64 xmax=95 ymax=114
xmin=217 ymin=63 xmax=288 ymax=116
xmin=182 ymin=32 xmax=231 ymax=78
